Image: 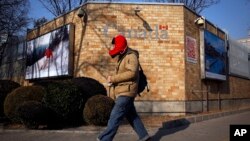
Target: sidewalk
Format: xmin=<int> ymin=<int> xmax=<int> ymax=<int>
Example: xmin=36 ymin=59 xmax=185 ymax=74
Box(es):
xmin=1 ymin=107 xmax=250 ymax=134
xmin=64 ymin=107 xmax=250 ymax=134
xmin=2 ymin=109 xmax=250 ymax=141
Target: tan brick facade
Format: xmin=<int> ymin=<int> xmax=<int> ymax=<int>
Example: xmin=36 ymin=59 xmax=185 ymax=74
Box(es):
xmin=20 ymin=2 xmax=250 ymax=115
xmin=184 ymin=7 xmax=250 ymax=112
xmin=27 ymin=3 xmax=186 ymax=101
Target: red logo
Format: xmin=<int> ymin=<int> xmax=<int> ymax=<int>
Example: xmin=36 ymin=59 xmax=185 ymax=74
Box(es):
xmin=159 ymin=25 xmax=168 ymax=30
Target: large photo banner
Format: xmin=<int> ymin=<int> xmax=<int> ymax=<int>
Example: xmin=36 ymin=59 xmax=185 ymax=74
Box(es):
xmin=25 ymin=24 xmax=74 ymax=79
xmin=228 ymin=39 xmax=250 ymax=79
xmin=200 ymin=30 xmax=227 ymax=81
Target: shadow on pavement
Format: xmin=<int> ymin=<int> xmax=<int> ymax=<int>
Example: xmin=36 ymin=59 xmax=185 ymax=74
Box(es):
xmin=151 ymin=118 xmax=190 ymax=141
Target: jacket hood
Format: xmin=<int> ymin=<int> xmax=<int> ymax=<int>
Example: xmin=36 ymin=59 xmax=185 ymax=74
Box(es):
xmin=128 ymin=48 xmax=139 ymax=58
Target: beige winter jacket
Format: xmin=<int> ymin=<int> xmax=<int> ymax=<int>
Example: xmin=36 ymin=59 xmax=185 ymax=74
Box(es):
xmin=110 ymin=48 xmax=139 ymax=98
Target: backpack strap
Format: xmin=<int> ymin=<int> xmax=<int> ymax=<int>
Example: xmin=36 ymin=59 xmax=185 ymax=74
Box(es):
xmin=138 ymin=64 xmax=150 ymax=92
xmin=131 ymin=50 xmax=150 ymax=93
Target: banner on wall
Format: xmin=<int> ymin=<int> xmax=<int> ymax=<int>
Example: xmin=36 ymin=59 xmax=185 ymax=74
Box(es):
xmin=200 ymin=30 xmax=227 ymax=81
xmin=186 ymin=36 xmax=197 ymax=63
xmin=25 ymin=24 xmax=74 ymax=79
xmin=228 ymin=39 xmax=250 ymax=79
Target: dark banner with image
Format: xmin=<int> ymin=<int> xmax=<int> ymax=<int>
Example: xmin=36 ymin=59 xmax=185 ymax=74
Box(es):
xmin=25 ymin=24 xmax=74 ymax=79
xmin=200 ymin=30 xmax=227 ymax=81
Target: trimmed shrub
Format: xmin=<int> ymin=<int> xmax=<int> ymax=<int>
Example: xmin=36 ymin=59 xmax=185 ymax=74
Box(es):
xmin=42 ymin=81 xmax=83 ymax=125
xmin=71 ymin=77 xmax=107 ymax=98
xmin=17 ymin=101 xmax=53 ymax=129
xmin=33 ymin=80 xmax=57 ymax=89
xmin=0 ymin=80 xmax=20 ymax=116
xmin=83 ymin=95 xmax=114 ymax=126
xmin=35 ymin=77 xmax=108 ymax=126
xmin=70 ymin=77 xmax=107 ymax=110
xmin=4 ymin=86 xmax=46 ymax=122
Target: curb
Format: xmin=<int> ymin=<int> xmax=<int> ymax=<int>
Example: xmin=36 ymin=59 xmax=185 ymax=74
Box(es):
xmin=0 ymin=125 xmax=141 ymax=134
xmin=161 ymin=108 xmax=250 ymax=130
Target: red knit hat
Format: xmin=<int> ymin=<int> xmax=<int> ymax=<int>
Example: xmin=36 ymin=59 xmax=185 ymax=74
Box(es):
xmin=109 ymin=35 xmax=127 ymax=57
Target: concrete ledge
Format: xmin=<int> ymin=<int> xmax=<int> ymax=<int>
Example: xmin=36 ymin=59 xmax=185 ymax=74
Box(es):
xmin=135 ymin=101 xmax=186 ymax=116
xmin=161 ymin=107 xmax=250 ymax=130
xmin=135 ymin=99 xmax=250 ymax=115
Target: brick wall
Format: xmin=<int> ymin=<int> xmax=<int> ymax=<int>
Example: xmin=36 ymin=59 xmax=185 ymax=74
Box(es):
xmin=184 ymin=8 xmax=250 ymax=112
xmin=27 ymin=3 xmax=186 ymax=102
xmin=24 ymin=2 xmax=250 ymax=114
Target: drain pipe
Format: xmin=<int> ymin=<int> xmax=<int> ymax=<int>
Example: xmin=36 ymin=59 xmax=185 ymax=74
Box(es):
xmin=217 ymin=82 xmax=221 ymax=111
xmin=205 ymin=80 xmax=210 ymax=112
xmin=206 ymin=85 xmax=209 ymax=112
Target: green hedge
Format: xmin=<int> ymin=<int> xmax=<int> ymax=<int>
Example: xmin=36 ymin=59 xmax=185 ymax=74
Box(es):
xmin=4 ymin=86 xmax=46 ymax=122
xmin=38 ymin=78 xmax=107 ymax=125
xmin=17 ymin=101 xmax=52 ymax=129
xmin=83 ymin=95 xmax=114 ymax=126
xmin=42 ymin=81 xmax=83 ymax=125
xmin=71 ymin=77 xmax=107 ymax=97
xmin=24 ymin=77 xmax=108 ymax=127
xmin=0 ymin=80 xmax=20 ymax=116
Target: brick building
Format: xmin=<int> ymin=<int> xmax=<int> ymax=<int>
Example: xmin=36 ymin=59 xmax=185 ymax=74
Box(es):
xmin=5 ymin=2 xmax=250 ymax=115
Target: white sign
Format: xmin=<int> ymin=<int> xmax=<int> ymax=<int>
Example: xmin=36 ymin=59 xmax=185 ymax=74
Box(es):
xmin=229 ymin=39 xmax=250 ymax=78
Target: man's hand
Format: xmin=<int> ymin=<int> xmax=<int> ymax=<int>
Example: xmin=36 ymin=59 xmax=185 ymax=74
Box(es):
xmin=107 ymin=76 xmax=112 ymax=83
xmin=103 ymin=76 xmax=112 ymax=87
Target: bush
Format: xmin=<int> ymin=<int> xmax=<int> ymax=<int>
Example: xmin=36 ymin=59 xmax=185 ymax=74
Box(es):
xmin=42 ymin=81 xmax=83 ymax=125
xmin=0 ymin=80 xmax=20 ymax=116
xmin=33 ymin=80 xmax=57 ymax=89
xmin=35 ymin=77 xmax=107 ymax=102
xmin=35 ymin=77 xmax=108 ymax=126
xmin=17 ymin=101 xmax=55 ymax=129
xmin=71 ymin=77 xmax=107 ymax=99
xmin=70 ymin=77 xmax=107 ymax=110
xmin=3 ymin=86 xmax=46 ymax=122
xmin=83 ymin=95 xmax=114 ymax=126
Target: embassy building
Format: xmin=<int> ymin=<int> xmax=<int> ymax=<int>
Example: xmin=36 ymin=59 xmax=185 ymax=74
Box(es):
xmin=1 ymin=1 xmax=250 ymax=115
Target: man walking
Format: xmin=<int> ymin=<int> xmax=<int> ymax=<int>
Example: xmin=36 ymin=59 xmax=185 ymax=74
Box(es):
xmin=97 ymin=35 xmax=150 ymax=141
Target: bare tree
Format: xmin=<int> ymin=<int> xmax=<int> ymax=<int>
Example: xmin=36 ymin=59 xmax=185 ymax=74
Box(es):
xmin=144 ymin=0 xmax=220 ymax=13
xmin=39 ymin=0 xmax=220 ymax=16
xmin=167 ymin=0 xmax=220 ymax=13
xmin=0 ymin=0 xmax=30 ymax=35
xmin=33 ymin=17 xmax=48 ymax=28
xmin=38 ymin=0 xmax=86 ymax=17
xmin=0 ymin=0 xmax=30 ymax=64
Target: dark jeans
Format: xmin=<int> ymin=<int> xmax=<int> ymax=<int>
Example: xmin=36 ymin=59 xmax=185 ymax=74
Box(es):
xmin=98 ymin=96 xmax=149 ymax=141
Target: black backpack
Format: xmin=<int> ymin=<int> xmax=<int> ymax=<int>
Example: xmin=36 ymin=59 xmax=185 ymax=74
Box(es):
xmin=137 ymin=62 xmax=150 ymax=96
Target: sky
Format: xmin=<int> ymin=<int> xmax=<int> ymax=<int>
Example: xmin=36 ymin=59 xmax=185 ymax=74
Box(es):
xmin=28 ymin=0 xmax=250 ymax=40
xmin=28 ymin=0 xmax=54 ymax=20
xmin=201 ymin=0 xmax=250 ymax=40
